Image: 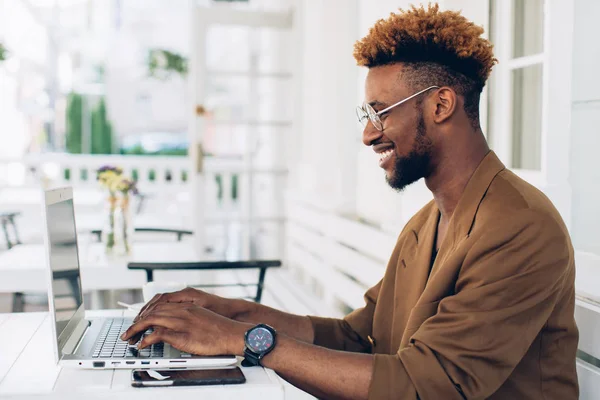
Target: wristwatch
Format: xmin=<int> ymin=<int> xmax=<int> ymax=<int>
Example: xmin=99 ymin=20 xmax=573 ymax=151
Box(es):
xmin=242 ymin=324 xmax=277 ymax=367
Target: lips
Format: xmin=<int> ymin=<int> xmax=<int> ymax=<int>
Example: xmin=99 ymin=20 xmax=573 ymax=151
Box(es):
xmin=378 ymin=148 xmax=394 ymax=164
xmin=372 ymin=142 xmax=395 ymax=168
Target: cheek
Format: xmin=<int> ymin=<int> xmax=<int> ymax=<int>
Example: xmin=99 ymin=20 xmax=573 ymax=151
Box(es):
xmin=387 ymin=125 xmax=415 ymax=154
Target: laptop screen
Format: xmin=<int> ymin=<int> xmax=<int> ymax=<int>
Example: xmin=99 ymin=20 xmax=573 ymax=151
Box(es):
xmin=46 ymin=197 xmax=84 ymax=341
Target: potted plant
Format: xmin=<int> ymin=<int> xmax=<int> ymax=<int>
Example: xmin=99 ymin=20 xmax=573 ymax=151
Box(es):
xmin=0 ymin=43 xmax=7 ymax=62
xmin=147 ymin=49 xmax=188 ymax=80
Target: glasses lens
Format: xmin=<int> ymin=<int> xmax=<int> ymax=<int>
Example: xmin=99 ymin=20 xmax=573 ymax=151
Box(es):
xmin=364 ymin=103 xmax=383 ymax=131
xmin=356 ymin=106 xmax=369 ymax=126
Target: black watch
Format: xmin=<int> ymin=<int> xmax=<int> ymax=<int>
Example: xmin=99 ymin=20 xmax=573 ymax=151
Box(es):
xmin=242 ymin=324 xmax=277 ymax=367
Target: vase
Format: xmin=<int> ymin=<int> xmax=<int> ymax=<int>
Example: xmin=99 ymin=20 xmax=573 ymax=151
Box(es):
xmin=113 ymin=194 xmax=134 ymax=255
xmin=101 ymin=194 xmax=118 ymax=253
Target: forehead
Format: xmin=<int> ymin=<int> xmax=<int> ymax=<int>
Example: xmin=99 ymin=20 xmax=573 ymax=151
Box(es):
xmin=364 ymin=64 xmax=409 ymax=103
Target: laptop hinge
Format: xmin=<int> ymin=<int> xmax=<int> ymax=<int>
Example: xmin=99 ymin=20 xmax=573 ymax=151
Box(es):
xmin=62 ymin=319 xmax=91 ymax=355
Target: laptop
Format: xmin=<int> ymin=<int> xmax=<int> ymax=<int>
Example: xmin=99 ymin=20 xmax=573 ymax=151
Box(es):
xmin=42 ymin=187 xmax=238 ymax=369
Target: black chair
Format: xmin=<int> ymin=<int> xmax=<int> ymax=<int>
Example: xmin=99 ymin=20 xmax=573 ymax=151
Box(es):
xmin=1 ymin=211 xmax=22 ymax=250
xmin=127 ymin=260 xmax=281 ymax=303
xmin=1 ymin=211 xmax=25 ymax=312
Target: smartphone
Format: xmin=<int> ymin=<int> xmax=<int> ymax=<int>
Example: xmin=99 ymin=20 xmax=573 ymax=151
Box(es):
xmin=131 ymin=367 xmax=246 ymax=387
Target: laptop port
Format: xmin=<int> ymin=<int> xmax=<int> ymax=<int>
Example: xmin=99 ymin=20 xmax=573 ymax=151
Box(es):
xmin=93 ymin=362 xmax=105 ymax=368
xmin=111 ymin=362 xmax=120 ymax=366
xmin=126 ymin=361 xmax=136 ymax=365
xmin=141 ymin=361 xmax=150 ymax=365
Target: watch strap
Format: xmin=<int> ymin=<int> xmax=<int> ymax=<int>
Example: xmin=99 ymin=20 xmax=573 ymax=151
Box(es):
xmin=242 ymin=348 xmax=261 ymax=367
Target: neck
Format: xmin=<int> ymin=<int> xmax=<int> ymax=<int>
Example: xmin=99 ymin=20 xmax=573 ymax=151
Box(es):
xmin=425 ymin=129 xmax=489 ymax=222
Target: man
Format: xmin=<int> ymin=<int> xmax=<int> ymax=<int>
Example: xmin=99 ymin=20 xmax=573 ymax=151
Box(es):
xmin=122 ymin=5 xmax=578 ymax=399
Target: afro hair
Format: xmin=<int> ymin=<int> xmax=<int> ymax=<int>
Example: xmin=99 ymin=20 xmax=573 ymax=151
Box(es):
xmin=354 ymin=4 xmax=498 ymax=127
xmin=354 ymin=4 xmax=497 ymax=88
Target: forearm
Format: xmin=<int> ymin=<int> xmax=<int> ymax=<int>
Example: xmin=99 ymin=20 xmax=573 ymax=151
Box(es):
xmin=260 ymin=334 xmax=373 ymax=400
xmin=229 ymin=299 xmax=314 ymax=343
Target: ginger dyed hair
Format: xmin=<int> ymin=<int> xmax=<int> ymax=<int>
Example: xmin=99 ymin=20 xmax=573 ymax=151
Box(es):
xmin=354 ymin=4 xmax=498 ymax=127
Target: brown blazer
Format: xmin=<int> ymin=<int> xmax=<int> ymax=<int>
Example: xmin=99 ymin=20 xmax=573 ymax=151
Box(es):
xmin=309 ymin=151 xmax=578 ymax=399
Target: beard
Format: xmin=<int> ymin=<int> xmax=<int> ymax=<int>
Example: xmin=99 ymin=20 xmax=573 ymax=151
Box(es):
xmin=386 ymin=107 xmax=433 ymax=191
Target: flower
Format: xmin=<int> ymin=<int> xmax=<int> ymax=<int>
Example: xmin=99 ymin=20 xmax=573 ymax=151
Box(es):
xmin=97 ymin=165 xmax=138 ymax=195
xmin=97 ymin=170 xmax=121 ymax=192
xmin=116 ymin=178 xmax=138 ymax=195
xmin=97 ymin=165 xmax=123 ymax=175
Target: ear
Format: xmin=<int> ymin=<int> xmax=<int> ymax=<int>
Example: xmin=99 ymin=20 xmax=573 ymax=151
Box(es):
xmin=432 ymin=87 xmax=457 ymax=124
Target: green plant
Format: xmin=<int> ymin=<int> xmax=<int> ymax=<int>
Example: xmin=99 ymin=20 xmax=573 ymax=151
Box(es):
xmin=147 ymin=49 xmax=188 ymax=80
xmin=231 ymin=174 xmax=238 ymax=201
xmin=0 ymin=43 xmax=7 ymax=62
xmin=215 ymin=175 xmax=223 ymax=202
xmin=65 ymin=92 xmax=83 ymax=154
xmin=91 ymin=98 xmax=114 ymax=154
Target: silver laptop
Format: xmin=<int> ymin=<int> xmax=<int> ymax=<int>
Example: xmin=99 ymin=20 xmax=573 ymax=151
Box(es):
xmin=42 ymin=187 xmax=237 ymax=369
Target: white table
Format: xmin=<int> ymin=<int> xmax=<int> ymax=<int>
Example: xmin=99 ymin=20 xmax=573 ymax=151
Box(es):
xmin=0 ymin=310 xmax=285 ymax=399
xmin=0 ymin=241 xmax=235 ymax=293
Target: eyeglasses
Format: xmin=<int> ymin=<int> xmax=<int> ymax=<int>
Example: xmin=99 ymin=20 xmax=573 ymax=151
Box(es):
xmin=356 ymin=86 xmax=439 ymax=131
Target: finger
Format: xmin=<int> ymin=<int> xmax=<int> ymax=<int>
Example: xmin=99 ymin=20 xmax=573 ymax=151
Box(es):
xmin=128 ymin=308 xmax=190 ymax=344
xmin=134 ymin=293 xmax=163 ymax=323
xmin=121 ymin=315 xmax=182 ymax=341
xmin=139 ymin=327 xmax=188 ymax=350
xmin=134 ymin=290 xmax=194 ymax=322
xmin=151 ymin=302 xmax=196 ymax=313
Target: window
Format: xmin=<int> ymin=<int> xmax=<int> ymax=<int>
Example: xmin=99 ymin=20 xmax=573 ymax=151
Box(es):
xmin=489 ymin=0 xmax=545 ymax=171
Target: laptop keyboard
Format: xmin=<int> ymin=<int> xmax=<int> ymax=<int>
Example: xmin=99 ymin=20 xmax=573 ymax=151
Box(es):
xmin=92 ymin=318 xmax=164 ymax=359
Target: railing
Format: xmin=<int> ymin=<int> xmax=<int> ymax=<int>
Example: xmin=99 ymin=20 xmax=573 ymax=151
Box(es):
xmin=0 ymin=153 xmax=286 ymax=207
xmin=0 ymin=153 xmax=287 ymax=259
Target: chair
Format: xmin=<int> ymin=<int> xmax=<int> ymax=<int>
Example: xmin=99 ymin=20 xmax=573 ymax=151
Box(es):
xmin=127 ymin=260 xmax=282 ymax=303
xmin=1 ymin=211 xmax=25 ymax=312
xmin=1 ymin=211 xmax=22 ymax=250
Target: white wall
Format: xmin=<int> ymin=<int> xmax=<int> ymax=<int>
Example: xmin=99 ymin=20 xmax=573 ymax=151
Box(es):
xmin=289 ymin=0 xmax=360 ymax=212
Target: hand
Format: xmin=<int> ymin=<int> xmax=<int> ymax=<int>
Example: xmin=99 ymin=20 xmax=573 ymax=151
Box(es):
xmin=129 ymin=287 xmax=241 ymax=344
xmin=135 ymin=287 xmax=236 ymax=322
xmin=121 ymin=302 xmax=252 ymax=356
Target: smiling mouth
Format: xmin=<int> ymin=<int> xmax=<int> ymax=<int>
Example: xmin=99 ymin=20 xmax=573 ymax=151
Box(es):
xmin=378 ymin=148 xmax=394 ymax=165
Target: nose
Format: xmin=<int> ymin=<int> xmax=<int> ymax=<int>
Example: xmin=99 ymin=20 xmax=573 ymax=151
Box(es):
xmin=362 ymin=120 xmax=383 ymax=147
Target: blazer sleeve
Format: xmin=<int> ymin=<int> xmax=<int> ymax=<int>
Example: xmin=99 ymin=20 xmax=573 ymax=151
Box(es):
xmin=368 ymin=209 xmax=574 ymax=400
xmin=308 ymin=279 xmax=382 ymax=353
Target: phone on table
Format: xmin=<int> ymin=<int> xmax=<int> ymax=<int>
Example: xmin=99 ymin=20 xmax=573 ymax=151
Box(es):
xmin=131 ymin=367 xmax=246 ymax=387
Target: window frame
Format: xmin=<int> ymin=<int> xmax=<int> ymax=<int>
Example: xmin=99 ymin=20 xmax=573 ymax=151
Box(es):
xmin=488 ymin=0 xmax=547 ymax=181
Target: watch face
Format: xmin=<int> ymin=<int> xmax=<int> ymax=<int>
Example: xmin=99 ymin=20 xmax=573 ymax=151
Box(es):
xmin=246 ymin=327 xmax=274 ymax=353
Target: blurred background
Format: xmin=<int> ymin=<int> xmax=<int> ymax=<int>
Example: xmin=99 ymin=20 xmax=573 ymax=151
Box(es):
xmin=0 ymin=0 xmax=598 ymax=395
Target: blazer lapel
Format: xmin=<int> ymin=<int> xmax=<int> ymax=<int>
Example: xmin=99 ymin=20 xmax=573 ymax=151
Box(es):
xmin=430 ymin=150 xmax=506 ymax=280
xmin=396 ymin=204 xmax=439 ymax=349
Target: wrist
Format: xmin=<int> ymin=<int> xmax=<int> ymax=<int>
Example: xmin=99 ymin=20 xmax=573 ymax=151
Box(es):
xmin=230 ymin=298 xmax=257 ymax=322
xmin=229 ymin=321 xmax=252 ymax=356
